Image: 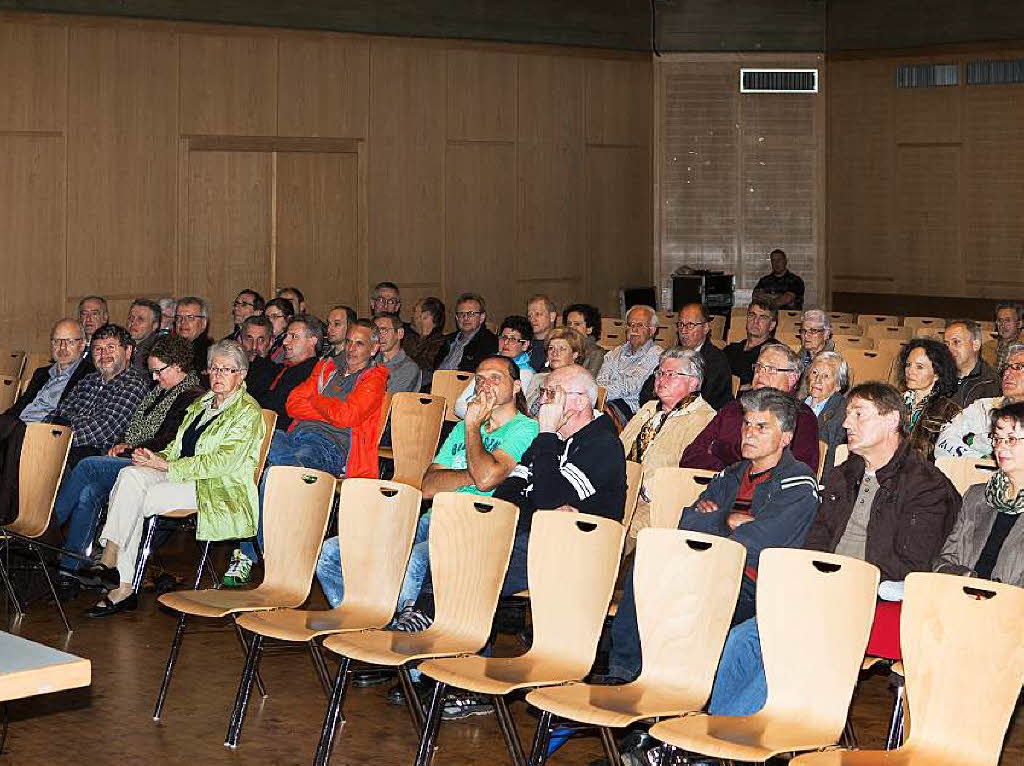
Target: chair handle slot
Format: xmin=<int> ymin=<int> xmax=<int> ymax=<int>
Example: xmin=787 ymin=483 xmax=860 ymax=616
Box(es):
xmin=685 ymin=539 xmax=712 ymax=551
xmin=812 ymin=560 xmax=842 ymax=573
xmin=575 ymin=520 xmax=597 ymax=532
xmin=472 ymin=502 xmax=493 ymax=513
xmin=378 ymin=488 xmax=399 ymax=498
xmin=418 ymin=397 xmax=432 ymax=404
xmin=301 ymin=474 xmax=319 ymax=484
xmin=963 ymin=585 xmax=996 ymax=600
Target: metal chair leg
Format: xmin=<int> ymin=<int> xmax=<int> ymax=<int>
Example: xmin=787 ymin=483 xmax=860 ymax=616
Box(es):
xmin=529 ymin=709 xmax=553 ymax=766
xmin=30 ymin=542 xmax=71 ymax=633
xmin=224 ymin=633 xmax=264 ymax=748
xmin=598 ymin=726 xmax=620 ymax=763
xmin=232 ymin=616 xmax=267 ymax=697
xmin=398 ymin=664 xmax=425 ymax=732
xmin=192 ymin=541 xmax=210 ymax=589
xmin=493 ymin=695 xmax=527 ymax=766
xmin=313 ymin=656 xmax=351 ymax=766
xmin=885 ymin=678 xmax=906 ymax=750
xmin=131 ymin=516 xmax=159 ymax=594
xmin=0 ymin=551 xmax=23 ymax=619
xmin=201 ymin=542 xmax=218 ymax=587
xmin=413 ymin=680 xmax=447 ymax=766
xmin=308 ymin=641 xmax=332 ymax=697
xmin=153 ymin=612 xmax=188 ymax=720
xmin=840 ymin=715 xmax=859 ymax=748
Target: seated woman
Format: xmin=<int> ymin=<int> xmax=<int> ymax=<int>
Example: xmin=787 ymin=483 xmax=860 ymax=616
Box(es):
xmin=801 ymin=350 xmax=849 ymax=475
xmin=82 ymin=340 xmax=265 ymax=617
xmin=523 ymin=327 xmax=586 ymax=416
xmin=55 ymin=335 xmax=204 ymax=580
xmin=563 ymin=302 xmax=606 ymax=378
xmin=898 ymin=338 xmax=960 ymax=461
xmin=453 ymin=315 xmax=535 ymax=418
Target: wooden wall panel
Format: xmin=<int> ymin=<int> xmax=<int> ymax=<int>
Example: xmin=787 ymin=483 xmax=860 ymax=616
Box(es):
xmin=276 ymin=151 xmax=361 ymax=318
xmin=66 ymin=25 xmax=178 ymax=299
xmin=0 ymin=23 xmax=66 ymax=133
xmin=179 ymin=32 xmax=278 ymax=136
xmin=585 ymin=58 xmax=651 ymax=146
xmin=447 ymin=50 xmax=517 ymax=141
xmin=278 ymin=35 xmax=369 ymax=138
xmin=892 ymin=84 xmax=961 ymax=144
xmin=0 ymin=136 xmax=65 ymax=350
xmin=518 ymin=55 xmax=584 ymax=144
xmin=367 ymin=41 xmax=446 ymax=289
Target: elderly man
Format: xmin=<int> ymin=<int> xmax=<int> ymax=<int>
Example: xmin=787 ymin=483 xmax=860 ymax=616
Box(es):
xmin=323 ymin=304 xmax=356 ymax=361
xmin=78 ymin=295 xmax=109 ymax=346
xmin=226 ymin=289 xmax=265 ymax=342
xmin=157 ymin=297 xmax=176 ymax=331
xmin=239 ymin=315 xmax=273 ymax=363
xmin=620 ymin=348 xmax=717 ymax=544
xmin=173 ymin=296 xmax=212 ymax=378
xmin=596 ymin=304 xmax=663 ymax=420
xmin=752 ymin=248 xmax=804 ymax=309
xmin=944 ymin=319 xmax=1000 ymax=408
xmin=434 ymin=292 xmax=499 ymax=373
xmin=681 ymin=343 xmax=819 ymax=471
xmin=637 ymin=302 xmax=733 ymax=410
xmin=724 ymin=298 xmax=778 ymax=386
xmin=7 ymin=319 xmax=93 ymax=424
xmin=373 ymin=312 xmax=422 ymax=393
xmin=982 ymin=303 xmax=1023 ymax=369
xmin=126 ymin=298 xmax=163 ymax=370
xmin=526 ymin=294 xmax=558 ymax=371
xmin=936 ymin=343 xmax=1024 ymax=459
xmin=798 ymin=309 xmax=834 ymax=369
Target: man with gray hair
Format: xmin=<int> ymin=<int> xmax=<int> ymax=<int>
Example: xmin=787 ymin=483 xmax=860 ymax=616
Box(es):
xmin=596 ymin=304 xmax=663 ymax=420
xmin=78 ymin=295 xmax=109 ymax=346
xmin=982 ymin=302 xmax=1023 ymax=369
xmin=943 ymin=319 xmax=1000 ymax=408
xmin=7 ymin=318 xmax=93 ymax=423
xmin=173 ymin=296 xmax=212 ymax=381
xmin=798 ymin=309 xmax=834 ymax=369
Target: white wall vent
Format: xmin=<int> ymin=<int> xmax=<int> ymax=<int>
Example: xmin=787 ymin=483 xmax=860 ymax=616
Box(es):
xmin=739 ymin=69 xmax=818 ymax=94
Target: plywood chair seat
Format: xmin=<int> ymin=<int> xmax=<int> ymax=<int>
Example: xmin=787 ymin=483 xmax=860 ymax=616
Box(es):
xmin=159 ymin=586 xmax=306 ymax=618
xmin=526 ymin=680 xmax=710 ymax=729
xmin=235 ymin=605 xmax=392 ymax=642
xmin=323 ymin=624 xmax=486 ymax=667
xmin=652 ymin=713 xmax=832 ymax=762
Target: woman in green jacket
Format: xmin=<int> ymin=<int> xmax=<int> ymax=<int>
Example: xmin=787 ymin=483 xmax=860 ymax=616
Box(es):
xmin=85 ymin=340 xmax=266 ymax=617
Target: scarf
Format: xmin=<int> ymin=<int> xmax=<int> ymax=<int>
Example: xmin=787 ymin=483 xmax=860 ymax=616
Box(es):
xmin=984 ymin=470 xmax=1024 ymax=515
xmin=123 ymin=372 xmax=201 ymax=447
xmin=629 ymin=393 xmax=697 ymax=462
xmin=903 ymin=389 xmax=930 ymax=433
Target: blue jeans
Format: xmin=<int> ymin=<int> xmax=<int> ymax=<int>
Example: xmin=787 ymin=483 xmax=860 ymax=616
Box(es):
xmin=241 ymin=429 xmax=343 ymax=560
xmin=707 ymin=617 xmax=767 ymax=715
xmin=52 ymin=456 xmax=131 ymax=572
xmin=316 ymin=536 xmax=344 ymax=607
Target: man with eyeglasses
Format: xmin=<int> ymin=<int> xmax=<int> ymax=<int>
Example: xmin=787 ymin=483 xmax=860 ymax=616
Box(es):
xmin=681 ymin=343 xmax=819 ymax=471
xmin=596 ymin=304 xmax=663 ymax=421
xmin=6 ymin=319 xmax=93 ymax=424
xmin=453 ymin=315 xmax=534 ymax=418
xmin=173 ymin=296 xmax=212 ymax=383
xmin=724 ymin=297 xmax=778 ymax=386
xmin=78 ymin=295 xmax=109 ymax=347
xmin=797 ymin=309 xmax=834 ymax=370
xmin=372 ymin=312 xmax=422 ymax=393
xmin=637 ymin=302 xmax=733 ymax=410
xmin=370 ymin=281 xmax=419 ymax=344
xmin=225 ymin=289 xmax=265 ymax=342
xmin=936 ymin=344 xmax=1024 ymax=459
xmin=434 ymin=292 xmax=499 ymax=373
xmin=126 ymin=298 xmax=163 ymax=371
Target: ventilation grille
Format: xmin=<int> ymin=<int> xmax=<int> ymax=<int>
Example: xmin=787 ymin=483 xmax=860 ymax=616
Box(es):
xmin=967 ymin=59 xmax=1024 ymax=85
xmin=739 ymin=69 xmax=818 ymax=93
xmin=895 ymin=63 xmax=958 ymax=88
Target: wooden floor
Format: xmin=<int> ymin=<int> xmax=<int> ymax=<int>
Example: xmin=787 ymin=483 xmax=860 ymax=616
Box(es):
xmin=3 ymin=556 xmax=1023 ymax=765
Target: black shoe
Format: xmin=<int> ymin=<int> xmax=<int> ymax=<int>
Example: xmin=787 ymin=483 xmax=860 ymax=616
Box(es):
xmin=56 ymin=575 xmax=82 ymax=602
xmin=85 ymin=593 xmax=138 ymax=618
xmin=67 ymin=564 xmax=120 ymax=591
xmin=386 ymin=679 xmax=432 ymax=706
xmin=351 ymin=668 xmax=396 ymax=688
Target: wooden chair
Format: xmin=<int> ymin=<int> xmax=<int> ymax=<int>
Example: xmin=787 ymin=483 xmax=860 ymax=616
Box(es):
xmin=130 ymin=409 xmax=278 ymax=594
xmin=833 ymin=444 xmax=849 ymax=467
xmin=710 ymin=314 xmax=726 ymax=343
xmin=827 ymin=312 xmax=855 ymax=324
xmin=0 ymin=350 xmax=25 ymax=378
xmin=833 ymin=336 xmax=875 ymax=353
xmin=856 ymin=314 xmax=899 ymax=329
xmin=0 ymin=423 xmax=73 ymax=631
xmin=19 ymin=352 xmax=50 ymax=384
xmin=649 ymin=549 xmax=880 ymax=763
xmin=845 ymin=349 xmax=895 ymax=385
xmin=792 ymin=572 xmax=1024 ymax=766
xmin=780 ymin=310 xmax=802 ymax=324
xmin=384 ymin=393 xmax=446 ymax=489
xmin=414 ymin=512 xmax=624 ymax=766
xmin=430 ymin=370 xmax=474 ymax=422
xmin=601 ymin=317 xmax=625 ymax=335
xmin=312 ymin=492 xmax=519 ymax=765
xmin=979 ymin=320 xmax=996 ymax=334
xmin=914 ymin=326 xmax=944 ymax=340
xmin=224 ymin=478 xmax=422 ymax=747
xmin=596 ymin=386 xmax=608 ymax=412
xmin=726 ymin=319 xmax=748 ymax=344
xmin=599 ymin=331 xmax=625 ymax=351
xmin=903 ymin=316 xmax=946 ymax=332
xmin=776 ymin=332 xmax=800 ymax=351
xmin=731 ymin=374 xmax=741 ymax=396
xmin=865 ymin=324 xmax=913 ymax=342
xmin=621 ymin=460 xmax=643 ymax=534
xmin=934 ymin=456 xmax=997 ymax=496
xmin=0 ymin=375 xmax=19 ymax=412
xmin=831 ymin=322 xmax=863 ymax=337
xmin=649 ymin=467 xmax=715 ymax=529
xmin=526 ymin=529 xmax=746 ymax=765
xmin=152 ymin=466 xmax=337 ymax=722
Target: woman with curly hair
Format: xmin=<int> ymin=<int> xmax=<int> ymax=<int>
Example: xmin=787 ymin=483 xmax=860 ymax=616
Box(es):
xmin=897 ymin=337 xmax=961 ymax=460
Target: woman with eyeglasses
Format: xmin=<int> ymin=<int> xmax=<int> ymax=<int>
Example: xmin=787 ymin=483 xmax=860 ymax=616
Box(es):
xmin=80 ymin=340 xmax=265 ymax=617
xmin=263 ymin=297 xmax=295 ymax=363
xmin=898 ymin=338 xmax=961 ymax=461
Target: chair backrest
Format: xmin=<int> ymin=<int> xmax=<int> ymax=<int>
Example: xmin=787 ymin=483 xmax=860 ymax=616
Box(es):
xmin=621 ymin=460 xmax=644 ymax=533
xmin=816 ymin=440 xmax=829 ymax=478
xmin=599 ymin=331 xmax=625 ymax=351
xmin=335 ymin=478 xmax=422 ymax=622
xmin=255 ymin=409 xmax=277 ymax=484
xmin=758 ymin=549 xmax=879 ymax=735
xmin=979 ymin=320 xmax=996 ymax=334
xmin=865 ymin=324 xmax=913 ymax=342
xmin=833 ymin=444 xmax=849 ymax=467
xmin=779 ymin=310 xmax=802 ymax=324
xmin=525 ymin=511 xmax=623 ymax=669
xmin=428 ymin=492 xmax=519 ymax=645
xmin=871 ymin=338 xmax=907 ymax=361
xmin=904 ymin=316 xmax=946 ymax=331
xmin=726 ymin=320 xmax=747 ymax=344
xmin=730 ymin=375 xmax=740 ymax=396
xmin=856 ymin=314 xmax=899 ymax=328
xmin=900 ymin=572 xmax=1024 ymax=765
xmin=934 ymin=456 xmax=997 ymax=496
xmin=19 ymin=352 xmax=51 ymax=383
xmin=596 ymin=386 xmax=608 ymax=411
xmin=710 ymin=315 xmax=726 ymax=342
xmin=378 ymin=391 xmax=394 ymax=442
xmin=634 ymin=529 xmax=745 ymax=693
xmin=0 ymin=375 xmax=19 ymax=413
xmin=431 ymin=370 xmax=473 ymax=422
xmin=390 ymin=393 xmax=446 ymax=489
xmin=8 ymin=423 xmax=72 ymax=537
xmin=831 ymin=322 xmax=863 ymax=337
xmin=826 ymin=312 xmax=854 ymax=324
xmin=845 ymin=349 xmax=894 ymax=385
xmin=258 ymin=466 xmax=337 ymax=604
xmin=0 ymin=350 xmax=25 ymax=378
xmin=914 ymin=326 xmax=944 ymax=340
xmin=833 ymin=335 xmax=875 ymax=353
xmin=649 ymin=467 xmax=715 ymax=529
xmin=601 ymin=317 xmax=626 ymax=335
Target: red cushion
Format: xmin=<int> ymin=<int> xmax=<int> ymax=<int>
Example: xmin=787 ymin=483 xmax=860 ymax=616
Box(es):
xmin=865 ymin=600 xmax=902 ymax=660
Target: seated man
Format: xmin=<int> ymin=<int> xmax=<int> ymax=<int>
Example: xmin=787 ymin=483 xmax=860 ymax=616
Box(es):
xmin=434 ymin=292 xmax=499 ymax=374
xmin=223 ymin=319 xmax=388 ymax=585
xmin=681 ymin=343 xmax=819 ymax=471
xmin=454 ymin=315 xmax=535 ymax=418
xmin=225 ymin=289 xmax=265 ymax=342
xmin=596 ymin=304 xmax=663 ymax=420
xmin=239 ymin=315 xmax=273 ymax=363
xmin=620 ymin=348 xmax=716 ymax=545
xmin=604 ymin=388 xmax=820 ymax=683
xmin=126 ymin=298 xmax=163 ymax=370
xmin=276 ymin=286 xmax=306 ymax=315
xmin=943 ymin=319 xmax=1000 ymax=408
xmin=526 ymin=294 xmax=558 ymax=372
xmin=935 ymin=343 xmax=1024 ymax=459
xmin=8 ymin=319 xmax=93 ymax=423
xmin=751 ymin=248 xmax=804 ymax=310
xmin=173 ymin=296 xmax=213 ymax=381
xmin=706 ymin=382 xmax=960 ymax=718
xmin=638 ymin=302 xmax=733 ymax=411
xmin=724 ymin=298 xmax=778 ymax=386
xmin=373 ymin=312 xmax=422 ymax=393
xmin=246 ymin=315 xmax=322 ymax=430
xmin=981 ymin=302 xmax=1023 ymax=369
xmin=78 ymin=295 xmax=109 ymax=348
xmin=323 ymin=304 xmax=356 ymax=362
xmin=405 ymin=297 xmax=446 ymax=381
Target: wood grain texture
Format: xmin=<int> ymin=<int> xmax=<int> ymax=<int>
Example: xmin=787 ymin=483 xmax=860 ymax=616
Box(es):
xmin=0 ymin=22 xmax=66 ymax=132
xmin=277 ymin=34 xmax=369 ymax=138
xmin=447 ymin=49 xmax=517 ymax=142
xmin=585 ymin=57 xmax=651 ymax=146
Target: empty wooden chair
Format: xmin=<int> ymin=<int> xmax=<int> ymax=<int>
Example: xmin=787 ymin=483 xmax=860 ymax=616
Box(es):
xmin=649 ymin=467 xmax=716 ymax=529
xmin=0 ymin=375 xmax=19 ymax=412
xmin=865 ymin=324 xmax=913 ymax=342
xmin=791 ymin=572 xmax=1024 ymax=766
xmin=709 ymin=314 xmax=726 ymax=343
xmin=827 ymin=312 xmax=854 ymax=324
xmin=833 ymin=336 xmax=875 ymax=353
xmin=856 ymin=314 xmax=899 ymax=328
xmin=831 ymin=322 xmax=863 ymax=337
xmin=979 ymin=320 xmax=996 ymax=334
xmin=914 ymin=326 xmax=944 ymax=340
xmin=845 ymin=349 xmax=895 ymax=385
xmin=0 ymin=423 xmax=73 ymax=631
xmin=430 ymin=370 xmax=473 ymax=422
xmin=780 ymin=310 xmax=802 ymax=324
xmin=224 ymin=479 xmax=422 ymax=747
xmin=151 ymin=466 xmax=336 ymax=721
xmin=414 ymin=512 xmax=624 ymax=766
xmin=601 ymin=317 xmax=625 ymax=336
xmin=526 ymin=529 xmax=746 ymax=765
xmin=649 ymin=549 xmax=880 ymax=763
xmin=386 ymin=393 xmax=446 ymax=489
xmin=0 ymin=350 xmax=26 ymax=378
xmin=312 ymin=492 xmax=519 ymax=765
xmin=726 ymin=320 xmax=748 ymax=344
xmin=934 ymin=456 xmax=997 ymax=496
xmin=903 ymin=316 xmax=946 ymax=332
xmin=599 ymin=331 xmax=625 ymax=351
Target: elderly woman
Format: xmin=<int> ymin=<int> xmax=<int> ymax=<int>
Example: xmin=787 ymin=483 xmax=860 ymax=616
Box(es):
xmin=54 ymin=335 xmax=204 ymax=581
xmin=618 ymin=347 xmax=716 ymax=548
xmin=524 ymin=327 xmax=587 ymax=416
xmin=798 ymin=309 xmax=834 ymax=369
xmin=563 ymin=303 xmax=606 ymax=378
xmin=82 ymin=340 xmax=265 ymax=617
xmin=898 ymin=338 xmax=961 ymax=460
xmin=801 ymin=350 xmax=849 ymax=474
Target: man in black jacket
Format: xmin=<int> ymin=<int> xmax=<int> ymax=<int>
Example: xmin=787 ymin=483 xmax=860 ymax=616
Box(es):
xmin=247 ymin=315 xmax=321 ymax=431
xmin=433 ymin=292 xmax=499 ymax=374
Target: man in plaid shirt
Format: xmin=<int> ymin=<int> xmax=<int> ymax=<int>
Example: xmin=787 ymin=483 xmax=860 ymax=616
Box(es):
xmin=51 ymin=324 xmax=149 ymax=470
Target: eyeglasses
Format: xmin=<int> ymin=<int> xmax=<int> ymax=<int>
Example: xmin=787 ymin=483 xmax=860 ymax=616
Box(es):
xmin=455 ymin=310 xmax=482 ymax=319
xmin=753 ymin=363 xmax=797 ymax=375
xmin=626 ymin=322 xmax=651 ymax=331
xmin=232 ymin=299 xmax=255 ymax=308
xmin=265 ymin=312 xmax=285 ymax=321
xmin=373 ymin=296 xmax=400 ymax=307
xmin=1003 ymin=363 xmax=1024 ymax=374
xmin=80 ymin=310 xmax=105 ymax=319
xmin=675 ymin=321 xmax=708 ymax=330
xmin=539 ymin=387 xmax=588 ymax=400
xmin=175 ymin=314 xmax=205 ymax=323
xmin=801 ymin=327 xmax=827 ymax=336
xmin=654 ymin=368 xmax=696 ymax=379
xmin=990 ymin=434 xmax=1024 ymax=447
xmin=150 ymin=362 xmax=171 ymax=377
xmin=499 ymin=334 xmax=524 ymax=343
xmin=209 ymin=366 xmax=241 ymax=376
xmin=51 ymin=338 xmax=84 ymax=347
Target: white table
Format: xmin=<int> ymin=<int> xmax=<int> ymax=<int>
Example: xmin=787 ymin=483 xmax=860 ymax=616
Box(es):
xmin=0 ymin=631 xmax=90 ymax=703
